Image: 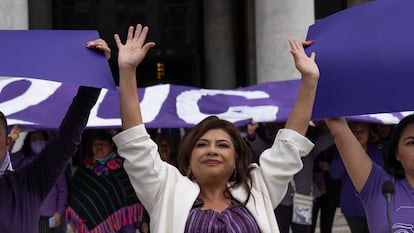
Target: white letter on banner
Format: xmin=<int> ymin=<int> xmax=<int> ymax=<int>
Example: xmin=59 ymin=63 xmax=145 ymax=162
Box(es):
xmin=367 ymin=113 xmax=401 ymax=124
xmin=87 ymin=84 xmax=170 ymax=127
xmin=176 ymin=89 xmax=278 ymax=124
xmin=399 ymin=111 xmax=414 ymax=119
xmin=140 ymin=84 xmax=170 ymax=123
xmin=0 ymin=77 xmax=61 ymax=125
xmin=86 ymin=89 xmax=121 ymax=127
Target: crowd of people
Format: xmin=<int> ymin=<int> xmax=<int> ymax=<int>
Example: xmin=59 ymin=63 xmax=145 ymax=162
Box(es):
xmin=0 ymin=23 xmax=412 ymax=233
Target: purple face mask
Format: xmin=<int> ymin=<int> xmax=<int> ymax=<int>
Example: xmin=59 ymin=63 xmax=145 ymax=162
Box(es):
xmin=30 ymin=140 xmax=46 ymax=155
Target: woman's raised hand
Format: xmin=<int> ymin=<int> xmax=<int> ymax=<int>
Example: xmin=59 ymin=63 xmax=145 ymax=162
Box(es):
xmin=114 ymin=24 xmax=156 ymax=70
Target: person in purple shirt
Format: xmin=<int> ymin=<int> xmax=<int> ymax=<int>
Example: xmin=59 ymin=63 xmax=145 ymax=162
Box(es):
xmin=12 ymin=130 xmax=69 ymax=233
xmin=10 ymin=131 xmax=49 ymax=169
xmin=329 ymin=121 xmax=384 ymax=233
xmin=0 ymin=38 xmax=109 ymax=233
xmin=325 ymin=116 xmax=414 ymax=233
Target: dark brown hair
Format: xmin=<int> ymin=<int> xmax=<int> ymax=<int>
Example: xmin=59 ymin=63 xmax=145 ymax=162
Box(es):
xmin=0 ymin=111 xmax=7 ymax=139
xmin=385 ymin=114 xmax=414 ymax=179
xmin=177 ymin=116 xmax=254 ymax=204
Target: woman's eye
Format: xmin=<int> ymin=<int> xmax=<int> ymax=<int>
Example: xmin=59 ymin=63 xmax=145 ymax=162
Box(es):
xmin=195 ymin=142 xmax=207 ymax=147
xmin=406 ymin=141 xmax=414 ymax=145
xmin=218 ymin=143 xmax=230 ymax=148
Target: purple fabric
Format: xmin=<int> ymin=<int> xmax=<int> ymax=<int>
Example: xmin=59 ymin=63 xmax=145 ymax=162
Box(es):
xmin=0 ymin=77 xmax=410 ymax=129
xmin=184 ymin=199 xmax=260 ymax=233
xmin=14 ymin=154 xmax=36 ymax=169
xmin=0 ymin=87 xmax=99 ymax=232
xmin=0 ymin=30 xmax=115 ymax=89
xmin=40 ymin=174 xmax=68 ymax=216
xmin=12 ymin=151 xmax=69 ymax=216
xmin=358 ymin=165 xmax=414 ymax=233
xmin=305 ymin=0 xmax=414 ymax=119
xmin=329 ymin=143 xmax=384 ymax=216
xmin=3 ymin=11 xmax=414 ymax=128
xmin=10 ymin=151 xmax=24 ymax=169
xmin=117 ymin=224 xmax=137 ymax=233
xmin=0 ymin=78 xmax=300 ymax=129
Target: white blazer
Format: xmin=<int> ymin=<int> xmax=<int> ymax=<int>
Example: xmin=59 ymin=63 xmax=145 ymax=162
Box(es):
xmin=113 ymin=125 xmax=314 ymax=233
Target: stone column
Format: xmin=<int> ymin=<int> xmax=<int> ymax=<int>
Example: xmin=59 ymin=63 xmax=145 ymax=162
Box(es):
xmin=0 ymin=0 xmax=28 ymax=29
xmin=255 ymin=0 xmax=314 ymax=83
xmin=203 ymin=0 xmax=236 ymax=89
xmin=245 ymin=0 xmax=257 ymax=86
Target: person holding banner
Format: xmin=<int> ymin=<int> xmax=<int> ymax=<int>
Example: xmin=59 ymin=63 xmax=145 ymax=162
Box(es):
xmin=329 ymin=121 xmax=384 ymax=233
xmin=112 ymin=23 xmax=319 ymax=232
xmin=12 ymin=130 xmax=69 ymax=233
xmin=0 ymin=39 xmax=109 ymax=233
xmin=246 ymin=120 xmax=334 ymax=233
xmin=325 ymin=116 xmax=414 ymax=232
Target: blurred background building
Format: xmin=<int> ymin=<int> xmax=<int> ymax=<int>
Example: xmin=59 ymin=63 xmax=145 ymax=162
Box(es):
xmin=1 ymin=0 xmax=372 ymax=89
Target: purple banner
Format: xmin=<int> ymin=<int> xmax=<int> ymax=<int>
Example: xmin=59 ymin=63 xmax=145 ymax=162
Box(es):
xmin=2 ymin=78 xmax=299 ymax=129
xmin=0 ymin=77 xmax=407 ymax=130
xmin=0 ymin=30 xmax=115 ymax=89
xmin=306 ymin=0 xmax=414 ymax=119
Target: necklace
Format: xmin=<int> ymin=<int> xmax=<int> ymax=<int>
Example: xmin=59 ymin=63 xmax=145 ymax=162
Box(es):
xmin=83 ymin=154 xmax=123 ymax=176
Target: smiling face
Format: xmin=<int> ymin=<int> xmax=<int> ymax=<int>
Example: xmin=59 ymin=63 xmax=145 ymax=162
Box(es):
xmin=395 ymin=123 xmax=414 ymax=178
xmin=189 ymin=129 xmax=236 ymax=183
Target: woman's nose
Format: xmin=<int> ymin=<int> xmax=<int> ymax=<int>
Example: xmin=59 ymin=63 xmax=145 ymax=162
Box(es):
xmin=206 ymin=145 xmax=218 ymax=155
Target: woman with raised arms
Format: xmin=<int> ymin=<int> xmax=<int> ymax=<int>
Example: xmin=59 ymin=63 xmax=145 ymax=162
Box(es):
xmin=112 ymin=24 xmax=319 ymax=233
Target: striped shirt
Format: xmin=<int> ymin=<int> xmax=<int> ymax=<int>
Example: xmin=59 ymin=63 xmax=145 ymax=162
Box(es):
xmin=185 ymin=199 xmax=261 ymax=233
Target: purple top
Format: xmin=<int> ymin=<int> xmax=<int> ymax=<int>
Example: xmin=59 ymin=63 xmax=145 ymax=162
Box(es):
xmin=16 ymin=154 xmax=68 ymax=216
xmin=40 ymin=174 xmax=68 ymax=216
xmin=184 ymin=199 xmax=260 ymax=233
xmin=10 ymin=151 xmax=24 ymax=169
xmin=359 ymin=164 xmax=414 ymax=233
xmin=329 ymin=143 xmax=384 ymax=216
xmin=0 ymin=87 xmax=100 ymax=233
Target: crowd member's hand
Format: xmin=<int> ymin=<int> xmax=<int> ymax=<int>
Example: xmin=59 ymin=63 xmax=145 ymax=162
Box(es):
xmin=114 ymin=24 xmax=156 ymax=71
xmin=140 ymin=222 xmax=150 ymax=233
xmin=86 ymin=39 xmax=111 ymax=60
xmin=247 ymin=121 xmax=259 ymax=137
xmin=8 ymin=125 xmax=20 ymax=144
xmin=52 ymin=212 xmax=62 ymax=227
